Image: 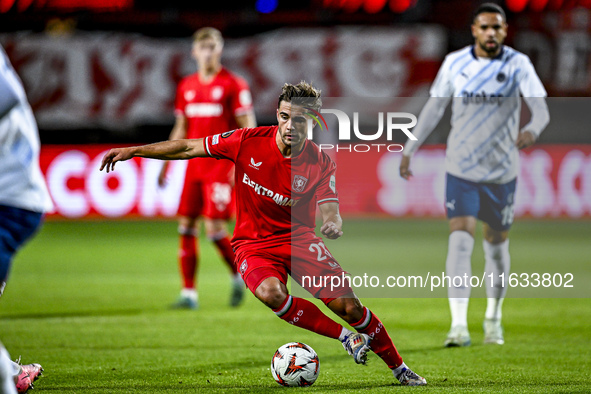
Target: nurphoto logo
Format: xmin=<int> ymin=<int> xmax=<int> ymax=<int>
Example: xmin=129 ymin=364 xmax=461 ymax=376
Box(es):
xmin=304 ymin=107 xmax=417 ymax=153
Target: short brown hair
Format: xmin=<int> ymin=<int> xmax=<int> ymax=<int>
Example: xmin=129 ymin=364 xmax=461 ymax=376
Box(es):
xmin=193 ymin=27 xmax=224 ymax=46
xmin=277 ymin=81 xmax=322 ymax=112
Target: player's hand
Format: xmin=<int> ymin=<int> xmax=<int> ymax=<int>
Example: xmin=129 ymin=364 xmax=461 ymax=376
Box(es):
xmin=100 ymin=147 xmax=135 ymax=173
xmin=399 ymin=155 xmax=413 ymax=180
xmin=516 ymin=130 xmax=536 ymax=150
xmin=320 ymin=222 xmax=343 ymax=240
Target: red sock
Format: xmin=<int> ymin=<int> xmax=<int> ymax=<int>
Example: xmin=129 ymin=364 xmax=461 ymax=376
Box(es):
xmin=213 ymin=236 xmax=237 ymax=274
xmin=273 ymin=295 xmax=343 ymax=340
xmin=351 ymin=307 xmax=403 ymax=369
xmin=179 ymin=234 xmax=198 ymax=289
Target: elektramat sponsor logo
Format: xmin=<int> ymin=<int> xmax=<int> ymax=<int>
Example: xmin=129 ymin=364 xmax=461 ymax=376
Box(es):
xmin=242 ymin=173 xmax=300 ymax=207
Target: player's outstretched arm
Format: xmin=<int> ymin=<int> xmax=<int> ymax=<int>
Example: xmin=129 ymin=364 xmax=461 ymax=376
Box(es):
xmin=236 ymin=112 xmax=257 ymax=128
xmin=158 ymin=114 xmax=188 ymax=187
xmin=400 ymin=96 xmax=449 ymax=180
xmin=100 ymin=139 xmax=206 ymax=173
xmin=319 ymin=202 xmax=343 ymax=240
xmin=0 ymin=67 xmax=20 ymax=119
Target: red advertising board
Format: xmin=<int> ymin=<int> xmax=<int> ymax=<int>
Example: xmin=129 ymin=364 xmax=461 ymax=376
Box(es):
xmin=335 ymin=144 xmax=591 ymax=218
xmin=40 ymin=144 xmax=591 ymax=219
xmin=39 ymin=145 xmax=186 ymax=218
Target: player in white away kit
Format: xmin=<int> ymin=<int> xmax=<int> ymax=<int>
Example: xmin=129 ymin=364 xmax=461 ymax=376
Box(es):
xmin=399 ymin=3 xmax=549 ymax=347
xmin=0 ymin=44 xmax=52 ymax=393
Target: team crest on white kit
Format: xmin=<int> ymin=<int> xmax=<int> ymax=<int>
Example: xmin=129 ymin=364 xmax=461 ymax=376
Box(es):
xmin=292 ymin=175 xmax=308 ymax=193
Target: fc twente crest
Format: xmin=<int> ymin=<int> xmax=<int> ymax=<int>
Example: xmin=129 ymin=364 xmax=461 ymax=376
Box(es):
xmin=292 ymin=175 xmax=308 ymax=193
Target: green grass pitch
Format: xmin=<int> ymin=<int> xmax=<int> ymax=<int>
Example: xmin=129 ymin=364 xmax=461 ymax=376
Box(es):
xmin=1 ymin=219 xmax=590 ymax=393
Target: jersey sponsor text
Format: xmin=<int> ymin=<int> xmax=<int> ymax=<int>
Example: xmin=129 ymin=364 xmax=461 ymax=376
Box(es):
xmin=242 ymin=173 xmax=300 ymax=207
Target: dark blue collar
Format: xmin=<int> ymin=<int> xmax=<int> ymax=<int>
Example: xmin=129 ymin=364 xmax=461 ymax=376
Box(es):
xmin=471 ymin=45 xmax=505 ymax=60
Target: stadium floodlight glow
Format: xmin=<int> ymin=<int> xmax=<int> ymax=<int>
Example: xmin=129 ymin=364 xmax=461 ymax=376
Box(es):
xmin=506 ymin=0 xmax=529 ymax=12
xmin=530 ymin=0 xmax=550 ymax=11
xmin=548 ymin=0 xmax=564 ymax=10
xmin=0 ymin=0 xmax=16 ymax=12
xmin=255 ymin=0 xmax=278 ymax=13
xmin=389 ymin=0 xmax=412 ymax=13
xmin=363 ymin=0 xmax=388 ymax=13
xmin=323 ymin=0 xmax=413 ymax=12
xmin=343 ymin=0 xmax=364 ymax=13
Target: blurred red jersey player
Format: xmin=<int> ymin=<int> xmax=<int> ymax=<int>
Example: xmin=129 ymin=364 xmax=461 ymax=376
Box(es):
xmin=158 ymin=27 xmax=257 ymax=309
xmin=100 ymin=82 xmax=426 ymax=386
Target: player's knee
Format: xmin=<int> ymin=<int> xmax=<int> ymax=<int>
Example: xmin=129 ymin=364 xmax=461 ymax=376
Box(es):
xmin=178 ymin=226 xmax=198 ymax=237
xmin=255 ymin=281 xmax=288 ymax=309
xmin=484 ymin=232 xmax=507 ymax=244
xmin=483 ymin=225 xmax=508 ymax=244
xmin=179 ymin=216 xmax=199 ymax=233
xmin=449 ymin=217 xmax=476 ymax=236
xmin=206 ymin=229 xmax=228 ymax=242
xmin=204 ymin=219 xmax=228 ymax=240
xmin=329 ymin=297 xmax=364 ymax=323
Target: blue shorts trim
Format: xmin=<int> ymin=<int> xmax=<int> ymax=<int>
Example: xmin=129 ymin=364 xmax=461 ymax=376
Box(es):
xmin=0 ymin=205 xmax=43 ymax=283
xmin=445 ymin=173 xmax=516 ymax=231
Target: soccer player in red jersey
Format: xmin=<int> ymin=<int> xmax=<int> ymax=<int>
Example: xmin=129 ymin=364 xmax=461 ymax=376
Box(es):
xmin=159 ymin=27 xmax=257 ymax=309
xmin=101 ymin=82 xmax=426 ymax=386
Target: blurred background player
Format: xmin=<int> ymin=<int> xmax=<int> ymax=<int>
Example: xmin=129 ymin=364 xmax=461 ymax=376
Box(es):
xmin=0 ymin=44 xmax=50 ymax=393
xmin=158 ymin=27 xmax=257 ymax=309
xmin=399 ymin=3 xmax=549 ymax=347
xmin=100 ymin=81 xmax=427 ymax=386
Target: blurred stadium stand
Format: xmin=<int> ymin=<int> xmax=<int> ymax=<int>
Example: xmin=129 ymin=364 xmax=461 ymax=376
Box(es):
xmin=2 ymin=0 xmax=589 ymax=220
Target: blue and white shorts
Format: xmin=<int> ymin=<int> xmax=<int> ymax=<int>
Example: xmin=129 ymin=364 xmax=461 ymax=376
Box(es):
xmin=445 ymin=173 xmax=517 ymax=231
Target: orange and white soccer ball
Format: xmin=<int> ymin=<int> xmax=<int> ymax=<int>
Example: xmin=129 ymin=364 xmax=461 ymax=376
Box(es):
xmin=271 ymin=342 xmax=320 ymax=387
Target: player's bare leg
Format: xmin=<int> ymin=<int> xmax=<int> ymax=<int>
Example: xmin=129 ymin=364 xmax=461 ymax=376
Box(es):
xmin=255 ymin=279 xmax=426 ymax=386
xmin=255 ymin=277 xmax=357 ymax=353
xmin=482 ymin=223 xmax=510 ymax=345
xmin=445 ymin=216 xmax=476 ymax=347
xmin=328 ymin=295 xmax=426 ymax=386
xmin=173 ymin=216 xmax=200 ymax=309
xmin=204 ymin=218 xmax=244 ymax=307
xmin=256 ymin=279 xmax=369 ymax=364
